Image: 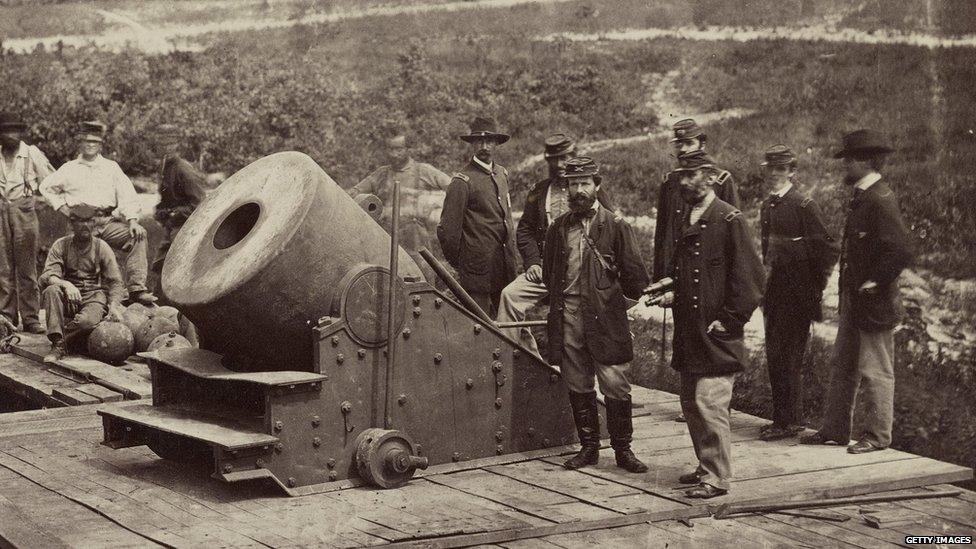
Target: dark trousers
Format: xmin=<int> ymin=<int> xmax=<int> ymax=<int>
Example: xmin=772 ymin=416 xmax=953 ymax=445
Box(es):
xmin=763 ymin=305 xmax=811 ymax=426
xmin=94 ymin=217 xmax=148 ymax=295
xmin=42 ymin=285 xmax=107 ymax=345
xmin=0 ymin=198 xmax=40 ymax=327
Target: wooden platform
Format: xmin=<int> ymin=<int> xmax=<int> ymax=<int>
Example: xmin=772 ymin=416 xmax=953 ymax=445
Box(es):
xmin=0 ymin=334 xmax=151 ymax=409
xmin=0 ymin=386 xmax=972 ymax=548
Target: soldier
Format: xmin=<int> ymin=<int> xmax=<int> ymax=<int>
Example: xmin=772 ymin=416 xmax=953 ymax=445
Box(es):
xmin=661 ymin=150 xmax=763 ymax=498
xmin=0 ymin=112 xmax=54 ymax=334
xmin=152 ymin=123 xmax=207 ymax=299
xmin=40 ymin=204 xmax=126 ymax=363
xmin=40 ymin=121 xmax=157 ymax=306
xmin=542 ymin=157 xmax=650 ymax=474
xmin=758 ymin=145 xmax=839 ymax=441
xmin=653 ymin=118 xmax=740 ymax=282
xmin=348 ymin=132 xmax=452 ymax=273
xmin=437 ymin=117 xmax=519 ymax=317
xmin=801 ymin=130 xmax=914 ymax=454
xmin=498 ymin=134 xmax=612 ymax=356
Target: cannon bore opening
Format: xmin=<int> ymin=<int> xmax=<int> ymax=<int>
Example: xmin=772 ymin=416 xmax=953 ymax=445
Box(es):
xmin=213 ymin=202 xmax=260 ymax=250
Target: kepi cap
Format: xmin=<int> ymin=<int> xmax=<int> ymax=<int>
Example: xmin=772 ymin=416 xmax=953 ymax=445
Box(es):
xmin=543 ymin=133 xmax=576 ymax=158
xmin=460 ymin=116 xmax=510 ymax=144
xmin=761 ymin=144 xmax=796 ymax=166
xmin=669 ymin=118 xmax=704 ymax=143
xmin=563 ymin=156 xmax=600 ymax=180
xmin=673 ymin=150 xmax=715 ymax=172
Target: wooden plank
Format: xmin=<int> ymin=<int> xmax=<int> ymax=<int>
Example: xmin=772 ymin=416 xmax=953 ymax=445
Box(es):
xmin=75 ymin=382 xmax=124 ymax=402
xmin=760 ymin=511 xmax=904 ymax=548
xmin=99 ymin=403 xmax=277 ymax=450
xmin=734 ymin=514 xmax=862 ymax=548
xmin=654 ymin=516 xmax=810 ymax=548
xmin=0 ymin=493 xmax=71 ymax=549
xmin=51 ymin=355 xmax=152 ymax=399
xmin=0 ymin=354 xmax=71 ymax=408
xmin=52 ymin=386 xmax=101 ymax=405
xmin=0 ymin=402 xmax=111 ymax=425
xmin=894 ymin=494 xmax=976 ymax=530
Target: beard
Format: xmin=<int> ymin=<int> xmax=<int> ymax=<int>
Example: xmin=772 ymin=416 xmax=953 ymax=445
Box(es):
xmin=569 ymin=193 xmax=596 ymax=212
xmin=475 ymin=148 xmax=492 ymax=163
xmin=680 ymin=186 xmax=706 ymax=205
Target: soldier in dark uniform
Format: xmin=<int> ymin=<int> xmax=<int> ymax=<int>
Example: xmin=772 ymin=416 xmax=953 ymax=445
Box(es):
xmin=542 ymin=157 xmax=650 ymax=473
xmin=437 ymin=117 xmax=519 ymax=317
xmin=801 ymin=130 xmax=913 ymax=454
xmin=498 ymin=134 xmax=612 ymax=356
xmin=758 ymin=145 xmax=839 ymax=441
xmin=660 ymin=150 xmax=763 ymax=498
xmin=152 ymin=124 xmax=207 ymax=299
xmin=653 ymin=119 xmax=740 ymax=282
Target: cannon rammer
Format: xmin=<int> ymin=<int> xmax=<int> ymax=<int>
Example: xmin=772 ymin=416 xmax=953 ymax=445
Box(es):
xmin=98 ymin=152 xmax=577 ymax=494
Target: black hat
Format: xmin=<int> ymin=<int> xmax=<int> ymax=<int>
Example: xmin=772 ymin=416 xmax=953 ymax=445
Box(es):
xmin=78 ymin=120 xmax=107 ymax=143
xmin=669 ymin=118 xmax=704 ymax=143
xmin=563 ymin=156 xmax=601 ymax=181
xmin=673 ymin=150 xmax=715 ymax=172
xmin=833 ymin=129 xmax=894 ymax=159
xmin=543 ymin=133 xmax=576 ymax=158
xmin=66 ymin=204 xmax=97 ymax=220
xmin=761 ymin=144 xmax=797 ymax=166
xmin=0 ymin=112 xmax=27 ymax=133
xmin=460 ymin=116 xmax=510 ymax=144
xmin=155 ymin=123 xmax=181 ymax=143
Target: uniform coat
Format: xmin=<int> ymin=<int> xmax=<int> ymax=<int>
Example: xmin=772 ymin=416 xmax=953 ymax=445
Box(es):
xmin=542 ymin=206 xmax=649 ymax=366
xmin=670 ymin=198 xmax=763 ymax=375
xmin=839 ymin=180 xmax=914 ymax=332
xmin=517 ymin=176 xmax=612 ymax=268
xmin=437 ymin=160 xmax=519 ymax=297
xmin=653 ymin=168 xmax=739 ymax=281
xmin=760 ymin=187 xmax=839 ymax=322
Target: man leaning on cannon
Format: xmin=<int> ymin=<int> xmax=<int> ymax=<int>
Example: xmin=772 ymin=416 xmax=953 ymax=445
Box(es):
xmin=542 ymin=156 xmax=650 ymax=474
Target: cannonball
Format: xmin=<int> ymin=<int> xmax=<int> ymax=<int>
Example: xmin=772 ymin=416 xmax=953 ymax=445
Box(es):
xmin=87 ymin=321 xmax=135 ymax=365
xmin=134 ymin=316 xmax=180 ymax=352
xmin=152 ymin=305 xmax=180 ymax=323
xmin=122 ymin=307 xmax=151 ymax=336
xmin=147 ymin=331 xmax=192 ymax=352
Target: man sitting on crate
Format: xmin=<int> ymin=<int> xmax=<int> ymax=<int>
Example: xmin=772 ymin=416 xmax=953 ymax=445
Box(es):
xmin=40 ymin=204 xmax=125 ymax=363
xmin=542 ymin=156 xmax=650 ymax=474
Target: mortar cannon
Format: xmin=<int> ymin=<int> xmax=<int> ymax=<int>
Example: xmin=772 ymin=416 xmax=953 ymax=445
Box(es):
xmin=98 ymin=152 xmax=576 ymax=494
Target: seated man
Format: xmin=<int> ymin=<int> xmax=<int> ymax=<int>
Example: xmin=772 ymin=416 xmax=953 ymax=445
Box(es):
xmin=40 ymin=204 xmax=125 ymax=363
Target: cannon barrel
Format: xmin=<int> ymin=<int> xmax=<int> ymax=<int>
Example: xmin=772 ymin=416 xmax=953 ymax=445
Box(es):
xmin=161 ymin=151 xmax=423 ymax=372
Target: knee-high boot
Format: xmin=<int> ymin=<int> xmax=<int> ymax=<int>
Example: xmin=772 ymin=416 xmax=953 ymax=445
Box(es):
xmin=563 ymin=391 xmax=600 ymax=469
xmin=606 ymin=395 xmax=648 ymax=473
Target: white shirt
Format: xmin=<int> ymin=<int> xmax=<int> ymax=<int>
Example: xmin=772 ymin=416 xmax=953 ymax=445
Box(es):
xmin=689 ymin=190 xmax=716 ymax=225
xmin=40 ymin=154 xmax=141 ymax=220
xmin=471 ymin=155 xmax=493 ymax=174
xmin=0 ymin=141 xmax=54 ymax=199
xmin=854 ymin=172 xmax=882 ymax=192
xmin=770 ymin=182 xmax=793 ymax=198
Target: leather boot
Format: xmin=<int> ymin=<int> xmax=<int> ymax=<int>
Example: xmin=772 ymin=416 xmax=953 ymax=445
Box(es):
xmin=605 ymin=395 xmax=648 ymax=473
xmin=563 ymin=391 xmax=600 ymax=469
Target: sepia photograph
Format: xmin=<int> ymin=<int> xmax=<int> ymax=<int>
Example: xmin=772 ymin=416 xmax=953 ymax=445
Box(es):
xmin=0 ymin=0 xmax=974 ymax=546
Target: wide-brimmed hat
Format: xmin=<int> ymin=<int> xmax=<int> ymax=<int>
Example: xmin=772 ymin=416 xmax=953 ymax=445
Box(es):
xmin=833 ymin=129 xmax=894 ymax=159
xmin=543 ymin=133 xmax=576 ymax=158
xmin=673 ymin=150 xmax=716 ymax=172
xmin=669 ymin=118 xmax=704 ymax=143
xmin=78 ymin=120 xmax=107 ymax=143
xmin=761 ymin=144 xmax=797 ymax=166
xmin=155 ymin=123 xmax=181 ymax=143
xmin=460 ymin=116 xmax=510 ymax=144
xmin=0 ymin=112 xmax=27 ymax=133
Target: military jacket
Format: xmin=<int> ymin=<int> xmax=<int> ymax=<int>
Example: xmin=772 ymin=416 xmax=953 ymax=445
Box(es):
xmin=155 ymin=156 xmax=207 ymax=230
xmin=542 ymin=207 xmax=649 ymax=366
xmin=839 ymin=179 xmax=914 ymax=331
xmin=669 ymin=198 xmax=763 ymax=375
xmin=653 ymin=167 xmax=740 ymax=281
xmin=517 ymin=176 xmax=613 ymax=269
xmin=437 ymin=159 xmax=519 ymax=293
xmin=760 ymin=187 xmax=839 ymax=321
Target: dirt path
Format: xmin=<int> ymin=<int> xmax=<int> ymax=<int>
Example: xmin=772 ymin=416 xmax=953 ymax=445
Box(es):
xmin=543 ymin=23 xmax=976 ymax=50
xmin=3 ymin=0 xmax=576 ymax=54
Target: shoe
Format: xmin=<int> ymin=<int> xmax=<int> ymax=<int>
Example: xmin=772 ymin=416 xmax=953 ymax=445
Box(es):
xmin=43 ymin=338 xmax=67 ymax=364
xmin=24 ymin=323 xmax=46 ymax=335
xmin=605 ymin=396 xmax=648 ymax=473
xmin=563 ymin=392 xmax=600 ymax=470
xmin=799 ymin=431 xmax=848 ymax=445
xmin=759 ymin=424 xmax=802 ymax=442
xmin=847 ymin=440 xmax=887 ymax=454
xmin=678 ymin=471 xmax=704 ymax=485
xmin=685 ymin=483 xmax=727 ymax=499
xmin=130 ymin=291 xmax=158 ymax=306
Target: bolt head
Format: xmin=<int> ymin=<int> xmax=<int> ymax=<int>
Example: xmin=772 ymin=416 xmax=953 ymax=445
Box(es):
xmin=433 ymin=353 xmax=443 ymax=363
xmin=255 ymin=459 xmax=265 ymax=467
xmin=397 ymin=394 xmax=408 ymax=406
xmin=492 ymin=360 xmax=503 ymax=373
xmin=494 ymin=398 xmax=503 ymax=409
xmin=473 ymin=324 xmax=482 ymax=334
xmin=331 ymin=335 xmax=340 ymax=347
xmin=465 ymin=378 xmax=474 ymax=389
xmin=413 ymin=307 xmax=422 ymax=317
xmin=496 ymin=445 xmax=504 ymax=454
xmin=287 ymin=477 xmax=297 ymax=487
xmin=329 ymin=471 xmax=338 ymax=481
xmin=492 ymin=348 xmax=501 ymax=358
xmin=495 ymin=430 xmax=504 ymax=441
xmin=357 ymin=348 xmax=366 ymax=358
xmin=312 ymin=437 xmax=321 ymax=448
xmin=340 ymin=401 xmax=352 ymax=413
xmin=434 ymin=298 xmax=443 ymax=308
xmin=327 ymin=458 xmax=336 ymax=468
xmin=274 ymin=421 xmax=283 ymax=431
xmin=412 ymin=295 xmax=421 ymax=305
xmin=223 ymin=463 xmax=233 ymax=473
xmin=275 ymin=443 xmax=284 ymax=453
xmin=336 ymin=353 xmax=345 ymax=364
xmin=311 ymin=415 xmax=321 ymax=427
xmin=549 ymin=374 xmax=559 ymax=384
xmin=452 ymin=452 xmax=461 ymax=462
xmin=402 ymin=328 xmax=411 ymax=339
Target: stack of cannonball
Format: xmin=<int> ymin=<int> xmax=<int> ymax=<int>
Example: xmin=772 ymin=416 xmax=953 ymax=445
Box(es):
xmin=88 ymin=303 xmax=197 ymax=365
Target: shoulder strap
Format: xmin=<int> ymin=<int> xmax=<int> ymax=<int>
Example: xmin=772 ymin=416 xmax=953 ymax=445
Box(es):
xmin=452 ymin=172 xmax=469 ymax=182
xmin=715 ymin=170 xmax=731 ymax=185
xmin=800 ymin=197 xmax=813 ymax=208
xmin=724 ymin=210 xmax=741 ymax=222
